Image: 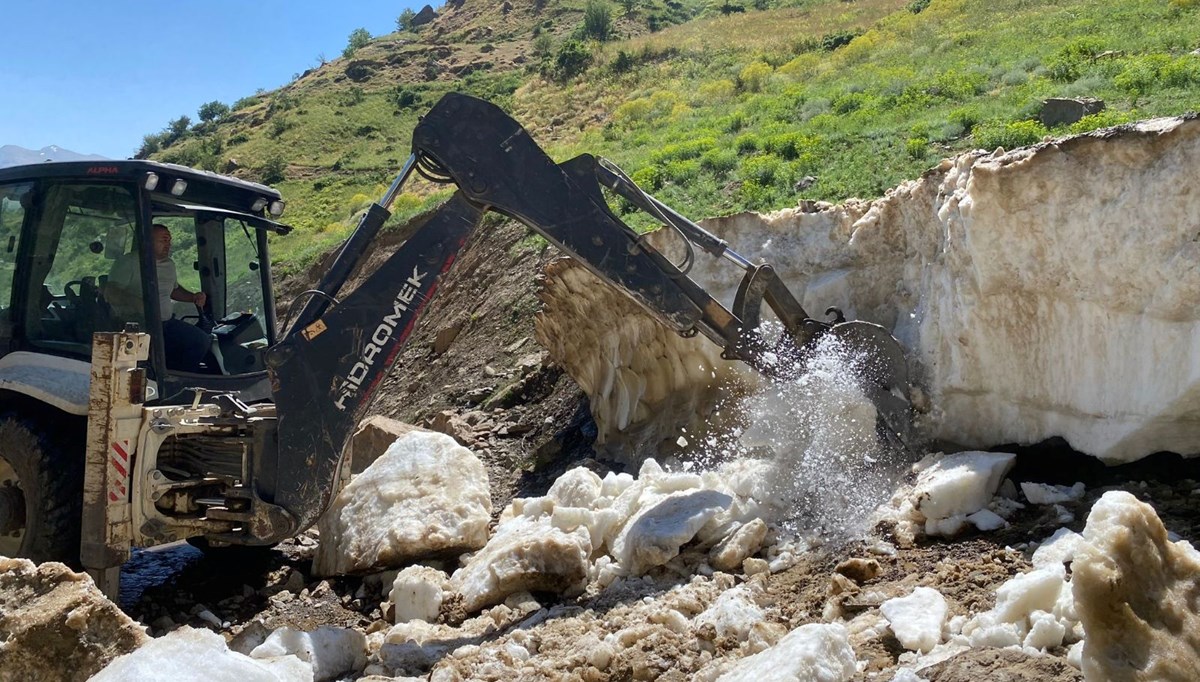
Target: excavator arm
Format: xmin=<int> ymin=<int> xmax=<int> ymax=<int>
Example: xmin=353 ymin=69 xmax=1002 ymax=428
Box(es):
xmin=261 ymin=92 xmax=910 ymax=537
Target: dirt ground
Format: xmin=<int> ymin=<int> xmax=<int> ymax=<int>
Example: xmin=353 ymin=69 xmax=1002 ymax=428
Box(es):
xmin=124 ymin=219 xmax=1200 ymax=680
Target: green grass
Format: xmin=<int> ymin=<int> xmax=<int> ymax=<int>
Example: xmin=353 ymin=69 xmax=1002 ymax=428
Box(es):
xmin=151 ymin=0 xmax=1200 ymax=268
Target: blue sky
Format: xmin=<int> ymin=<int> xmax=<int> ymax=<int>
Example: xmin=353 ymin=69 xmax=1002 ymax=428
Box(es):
xmin=0 ymin=1 xmax=427 ymax=159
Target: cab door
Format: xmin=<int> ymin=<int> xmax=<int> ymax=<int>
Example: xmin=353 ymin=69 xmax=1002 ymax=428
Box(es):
xmin=0 ymin=182 xmax=31 ymax=354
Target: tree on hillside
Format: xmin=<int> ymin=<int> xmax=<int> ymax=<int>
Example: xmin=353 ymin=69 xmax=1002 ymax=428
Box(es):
xmin=136 ymin=132 xmax=166 ymax=159
xmin=620 ymin=0 xmax=638 ymax=15
xmin=343 ymin=28 xmax=372 ymax=59
xmin=396 ymin=8 xmax=416 ymax=31
xmin=582 ymin=0 xmax=614 ymax=41
xmin=162 ymin=115 xmax=192 ymax=147
xmin=197 ymin=100 xmax=230 ymax=123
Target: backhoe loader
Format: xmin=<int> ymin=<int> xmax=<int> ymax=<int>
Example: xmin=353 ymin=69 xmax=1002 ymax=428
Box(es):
xmin=0 ymin=93 xmax=910 ymax=596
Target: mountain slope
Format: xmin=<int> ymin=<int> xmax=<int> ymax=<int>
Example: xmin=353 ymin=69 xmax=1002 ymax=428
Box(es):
xmin=145 ymin=0 xmax=1200 ymax=275
xmin=0 ymin=144 xmax=106 ymax=168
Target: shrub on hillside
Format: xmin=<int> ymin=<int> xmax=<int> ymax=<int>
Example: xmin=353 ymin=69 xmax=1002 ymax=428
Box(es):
xmin=650 ymin=137 xmax=717 ymax=163
xmin=612 ymin=50 xmax=636 ymax=74
xmin=738 ymin=154 xmax=781 ymax=185
xmin=582 ymin=1 xmax=614 ymax=41
xmin=396 ymin=9 xmax=416 ymax=32
xmin=700 ymin=148 xmax=737 ymax=173
xmin=232 ymin=94 xmax=262 ymax=111
xmin=762 ymin=132 xmax=818 ymax=160
xmin=905 ymin=136 xmax=928 ymax=159
xmin=1046 ymin=37 xmax=1104 ymax=82
xmin=947 ymin=106 xmax=981 ymax=134
xmin=552 ymin=40 xmax=592 ymax=80
xmin=907 ymin=0 xmax=931 ymax=12
xmin=259 ymin=155 xmax=288 ymax=185
xmin=739 ymin=61 xmax=773 ymax=92
xmin=394 ymin=86 xmax=420 ymax=110
xmin=821 ymin=30 xmax=861 ymax=51
xmin=343 ymin=28 xmax=372 ymax=59
xmin=1067 ymin=110 xmax=1137 ymax=134
xmin=630 ymin=165 xmax=666 ymax=191
xmin=973 ymin=119 xmax=1047 ymax=150
xmin=734 ymin=133 xmax=759 ymax=154
xmin=696 ymin=79 xmax=736 ymax=101
xmin=1114 ymin=54 xmax=1199 ymax=102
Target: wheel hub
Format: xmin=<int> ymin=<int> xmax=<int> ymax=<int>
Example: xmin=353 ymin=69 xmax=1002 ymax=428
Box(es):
xmin=0 ymin=459 xmax=26 ymax=554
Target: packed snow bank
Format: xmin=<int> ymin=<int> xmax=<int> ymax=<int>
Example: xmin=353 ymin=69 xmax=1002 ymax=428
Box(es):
xmin=538 ymin=117 xmax=1200 ymax=464
xmin=314 ymin=431 xmax=492 ymax=576
xmin=93 ymin=626 xmax=311 ymax=681
xmin=1072 ymin=490 xmax=1200 ymax=681
xmin=0 ymin=558 xmax=148 ymax=681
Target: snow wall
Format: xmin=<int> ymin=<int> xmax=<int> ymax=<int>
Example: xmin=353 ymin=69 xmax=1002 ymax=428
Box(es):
xmin=537 ymin=116 xmax=1200 ymax=465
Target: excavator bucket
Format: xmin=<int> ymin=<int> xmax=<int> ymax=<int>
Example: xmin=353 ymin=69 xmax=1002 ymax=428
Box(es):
xmin=806 ymin=320 xmax=913 ymax=450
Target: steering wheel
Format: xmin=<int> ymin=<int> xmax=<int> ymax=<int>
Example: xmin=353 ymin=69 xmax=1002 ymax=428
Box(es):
xmin=63 ymin=280 xmax=91 ymax=307
xmin=179 ymin=303 xmax=216 ymax=334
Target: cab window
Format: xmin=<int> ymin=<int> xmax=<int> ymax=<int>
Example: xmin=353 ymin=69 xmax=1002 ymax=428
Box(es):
xmin=0 ymin=183 xmax=31 ymax=326
xmin=21 ymin=183 xmax=139 ymax=355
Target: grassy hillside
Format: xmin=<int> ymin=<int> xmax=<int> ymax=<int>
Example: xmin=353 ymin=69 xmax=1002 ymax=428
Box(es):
xmin=145 ymin=0 xmax=1200 ymax=275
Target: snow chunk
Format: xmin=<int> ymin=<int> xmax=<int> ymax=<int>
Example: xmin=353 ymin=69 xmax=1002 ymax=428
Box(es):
xmin=250 ymin=626 xmax=366 ymax=682
xmin=547 ymin=467 xmax=603 ymax=507
xmin=966 ymin=508 xmax=1007 ymax=531
xmin=93 ymin=627 xmax=309 ymax=681
xmin=389 ymin=566 xmax=449 ymax=624
xmin=709 ymin=518 xmax=768 ymax=572
xmin=912 ymin=452 xmax=1016 ymax=522
xmin=962 ymin=563 xmax=1073 ymax=651
xmin=992 ymin=563 xmax=1065 ymax=624
xmin=314 ymin=431 xmax=491 ymax=576
xmin=450 ymin=516 xmax=591 ymax=613
xmin=880 ymin=587 xmax=947 ymax=654
xmin=717 ymin=623 xmax=857 ymax=682
xmin=0 ymin=558 xmax=148 ymax=680
xmin=611 ymin=489 xmax=733 ymax=574
xmin=1073 ymin=491 xmax=1200 ymax=681
xmin=693 ymin=586 xmax=764 ymax=643
xmin=1020 ymin=481 xmax=1085 ymax=505
xmin=1031 ymin=527 xmax=1085 ymax=567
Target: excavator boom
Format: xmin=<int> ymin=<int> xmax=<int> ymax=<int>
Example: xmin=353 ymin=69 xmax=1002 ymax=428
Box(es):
xmin=263 ymin=92 xmax=911 ymax=536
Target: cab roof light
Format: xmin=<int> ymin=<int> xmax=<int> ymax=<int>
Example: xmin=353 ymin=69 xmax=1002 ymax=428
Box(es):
xmin=144 ymin=172 xmax=159 ymax=191
xmin=251 ymin=197 xmax=268 ymax=213
xmin=170 ymin=179 xmax=188 ymax=196
xmin=269 ymin=200 xmax=286 ymax=217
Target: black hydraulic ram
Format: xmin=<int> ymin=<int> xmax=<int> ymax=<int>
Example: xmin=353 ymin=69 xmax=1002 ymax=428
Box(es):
xmin=262 ymin=92 xmax=911 ymax=537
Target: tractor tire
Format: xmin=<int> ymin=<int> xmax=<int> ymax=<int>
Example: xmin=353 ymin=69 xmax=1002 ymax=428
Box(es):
xmin=0 ymin=411 xmax=85 ymax=566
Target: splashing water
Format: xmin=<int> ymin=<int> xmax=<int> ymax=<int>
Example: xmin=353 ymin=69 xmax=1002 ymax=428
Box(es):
xmin=689 ymin=332 xmax=912 ymax=541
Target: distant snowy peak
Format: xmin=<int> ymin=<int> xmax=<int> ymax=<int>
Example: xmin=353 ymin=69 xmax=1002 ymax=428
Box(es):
xmin=0 ymin=144 xmax=107 ymax=168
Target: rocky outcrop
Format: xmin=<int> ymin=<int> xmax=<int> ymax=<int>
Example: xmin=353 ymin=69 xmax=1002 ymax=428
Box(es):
xmin=0 ymin=558 xmax=148 ymax=681
xmin=538 ymin=117 xmax=1200 ymax=464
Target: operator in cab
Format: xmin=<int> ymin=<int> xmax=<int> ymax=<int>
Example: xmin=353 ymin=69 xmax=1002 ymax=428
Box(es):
xmin=105 ymin=224 xmax=211 ymax=372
